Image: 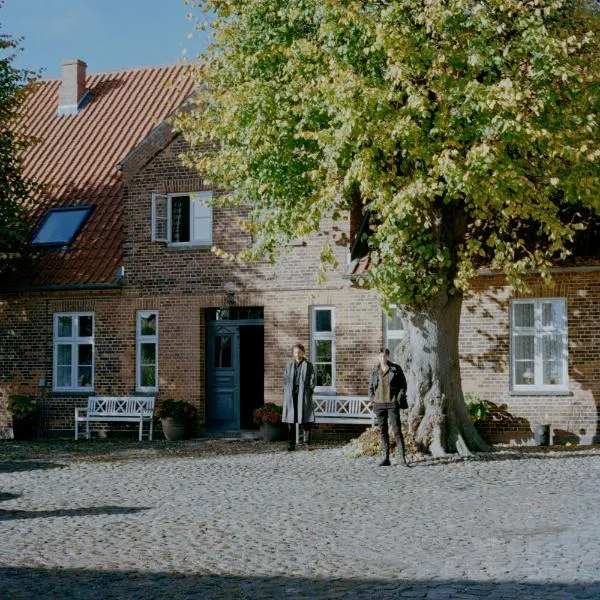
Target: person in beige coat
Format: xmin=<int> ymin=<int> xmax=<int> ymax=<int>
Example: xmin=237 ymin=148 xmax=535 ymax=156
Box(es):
xmin=282 ymin=343 xmax=315 ymax=451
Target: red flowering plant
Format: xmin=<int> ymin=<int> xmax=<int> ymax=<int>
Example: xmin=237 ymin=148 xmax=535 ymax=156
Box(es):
xmin=253 ymin=402 xmax=283 ymax=425
xmin=156 ymin=399 xmax=198 ymax=421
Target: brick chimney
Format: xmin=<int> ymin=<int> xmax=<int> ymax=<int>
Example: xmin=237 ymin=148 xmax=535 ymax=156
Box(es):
xmin=57 ymin=59 xmax=89 ymax=116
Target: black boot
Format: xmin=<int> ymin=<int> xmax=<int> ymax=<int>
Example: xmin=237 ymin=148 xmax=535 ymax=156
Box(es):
xmin=303 ymin=427 xmax=311 ymax=445
xmin=378 ymin=437 xmax=390 ymax=466
xmin=287 ymin=424 xmax=296 ymax=451
xmin=395 ymin=434 xmax=410 ymax=467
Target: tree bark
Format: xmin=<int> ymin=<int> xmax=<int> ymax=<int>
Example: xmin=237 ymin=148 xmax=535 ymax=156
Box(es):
xmin=394 ymin=289 xmax=489 ymax=457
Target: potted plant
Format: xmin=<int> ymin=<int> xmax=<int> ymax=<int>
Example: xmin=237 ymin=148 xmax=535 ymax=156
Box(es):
xmin=253 ymin=402 xmax=285 ymax=442
xmin=6 ymin=394 xmax=38 ymax=441
xmin=156 ymin=399 xmax=198 ymax=441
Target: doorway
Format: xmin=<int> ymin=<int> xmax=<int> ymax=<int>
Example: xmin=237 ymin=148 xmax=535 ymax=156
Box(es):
xmin=206 ymin=308 xmax=264 ymax=430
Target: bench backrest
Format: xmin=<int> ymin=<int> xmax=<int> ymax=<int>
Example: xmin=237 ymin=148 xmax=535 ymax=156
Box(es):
xmin=313 ymin=395 xmax=372 ymax=418
xmin=87 ymin=396 xmax=155 ymax=417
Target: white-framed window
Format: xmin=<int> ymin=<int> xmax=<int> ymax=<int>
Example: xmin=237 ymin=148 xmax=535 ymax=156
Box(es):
xmin=311 ymin=307 xmax=336 ymax=392
xmin=151 ymin=191 xmax=212 ymax=247
xmin=383 ymin=305 xmax=404 ymax=361
xmin=136 ymin=311 xmax=159 ymax=392
xmin=53 ymin=313 xmax=94 ymax=391
xmin=511 ymin=299 xmax=568 ymax=392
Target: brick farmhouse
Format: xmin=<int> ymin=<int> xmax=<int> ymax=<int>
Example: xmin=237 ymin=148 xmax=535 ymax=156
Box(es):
xmin=1 ymin=61 xmax=598 ymax=445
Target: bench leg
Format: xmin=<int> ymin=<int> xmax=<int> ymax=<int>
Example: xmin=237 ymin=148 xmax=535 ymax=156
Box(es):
xmin=86 ymin=420 xmax=90 ymax=440
xmin=75 ymin=420 xmax=78 ymax=441
xmin=149 ymin=419 xmax=153 ymax=441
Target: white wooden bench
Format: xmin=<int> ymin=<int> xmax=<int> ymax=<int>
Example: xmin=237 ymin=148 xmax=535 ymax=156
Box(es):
xmin=74 ymin=396 xmax=156 ymax=441
xmin=313 ymin=395 xmax=375 ymax=425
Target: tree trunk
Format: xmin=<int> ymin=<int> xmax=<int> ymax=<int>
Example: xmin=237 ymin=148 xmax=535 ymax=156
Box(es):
xmin=394 ymin=289 xmax=489 ymax=457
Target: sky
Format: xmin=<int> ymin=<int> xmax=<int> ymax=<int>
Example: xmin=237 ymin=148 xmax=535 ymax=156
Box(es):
xmin=1 ymin=0 xmax=210 ymax=78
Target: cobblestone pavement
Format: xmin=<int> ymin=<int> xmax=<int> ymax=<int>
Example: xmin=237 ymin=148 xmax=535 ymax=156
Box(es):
xmin=1 ymin=440 xmax=599 ymax=599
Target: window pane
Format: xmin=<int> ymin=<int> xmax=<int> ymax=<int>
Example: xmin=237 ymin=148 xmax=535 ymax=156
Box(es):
xmin=515 ymin=361 xmax=535 ymax=385
xmin=141 ymin=366 xmax=156 ymax=387
xmin=316 ymin=363 xmax=332 ymax=387
xmin=140 ymin=314 xmax=157 ymax=336
xmin=57 ymin=366 xmax=71 ymax=387
xmin=141 ymin=343 xmax=156 ymax=364
xmin=387 ymin=338 xmax=402 ymax=362
xmin=79 ymin=316 xmax=93 ymax=337
xmin=316 ymin=340 xmax=332 ymax=362
xmin=387 ymin=310 xmax=403 ymax=332
xmin=57 ymin=316 xmax=72 ymax=337
xmin=31 ymin=207 xmax=91 ymax=245
xmin=171 ymin=196 xmax=190 ymax=242
xmin=514 ymin=303 xmax=534 ymax=328
xmin=215 ymin=335 xmax=232 ymax=368
xmin=315 ymin=310 xmax=332 ymax=332
xmin=57 ymin=344 xmax=72 ymax=365
xmin=542 ymin=303 xmax=563 ymax=328
xmin=78 ymin=367 xmax=92 ymax=388
xmin=542 ymin=335 xmax=563 ymax=385
xmin=514 ymin=335 xmax=535 ymax=385
xmin=78 ymin=344 xmax=93 ymax=366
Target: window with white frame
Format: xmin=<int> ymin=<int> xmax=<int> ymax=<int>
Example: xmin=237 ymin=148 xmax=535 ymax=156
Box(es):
xmin=311 ymin=307 xmax=335 ymax=391
xmin=151 ymin=191 xmax=212 ymax=246
xmin=53 ymin=313 xmax=94 ymax=391
xmin=511 ymin=299 xmax=568 ymax=391
xmin=383 ymin=305 xmax=404 ymax=361
xmin=136 ymin=311 xmax=158 ymax=392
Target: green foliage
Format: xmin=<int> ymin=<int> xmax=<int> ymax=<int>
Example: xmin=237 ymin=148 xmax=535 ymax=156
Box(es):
xmin=156 ymin=399 xmax=198 ymax=421
xmin=253 ymin=402 xmax=283 ymax=425
xmin=179 ymin=0 xmax=600 ymax=307
xmin=465 ymin=393 xmax=490 ymax=423
xmin=6 ymin=394 xmax=36 ymax=419
xmin=0 ymin=2 xmax=40 ymax=273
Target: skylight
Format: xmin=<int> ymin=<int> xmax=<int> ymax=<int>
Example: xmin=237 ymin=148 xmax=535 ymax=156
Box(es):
xmin=31 ymin=205 xmax=93 ymax=246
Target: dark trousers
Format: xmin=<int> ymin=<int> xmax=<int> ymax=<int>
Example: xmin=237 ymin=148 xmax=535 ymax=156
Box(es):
xmin=374 ymin=403 xmax=406 ymax=460
xmin=287 ymin=392 xmax=311 ymax=447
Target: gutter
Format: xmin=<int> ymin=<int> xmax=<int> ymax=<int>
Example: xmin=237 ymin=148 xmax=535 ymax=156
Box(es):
xmin=1 ymin=281 xmax=123 ymax=294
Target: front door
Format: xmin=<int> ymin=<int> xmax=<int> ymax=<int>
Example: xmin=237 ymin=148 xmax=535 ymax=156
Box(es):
xmin=206 ymin=324 xmax=240 ymax=429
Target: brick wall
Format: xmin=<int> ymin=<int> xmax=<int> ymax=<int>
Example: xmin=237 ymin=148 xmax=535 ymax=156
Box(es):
xmin=2 ymin=129 xmax=599 ymax=445
xmin=461 ymin=270 xmax=600 ymax=445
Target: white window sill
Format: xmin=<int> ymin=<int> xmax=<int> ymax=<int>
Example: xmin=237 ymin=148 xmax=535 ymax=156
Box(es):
xmin=166 ymin=242 xmax=212 ymax=249
xmin=510 ymin=389 xmax=572 ymax=396
xmin=314 ymin=388 xmax=336 ymax=395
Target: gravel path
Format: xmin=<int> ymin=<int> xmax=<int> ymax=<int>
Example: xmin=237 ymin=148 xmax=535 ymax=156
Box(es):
xmin=1 ymin=440 xmax=599 ymax=599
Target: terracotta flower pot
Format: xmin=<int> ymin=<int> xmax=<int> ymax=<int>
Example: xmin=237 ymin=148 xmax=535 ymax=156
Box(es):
xmin=160 ymin=417 xmax=188 ymax=441
xmin=261 ymin=422 xmax=285 ymax=442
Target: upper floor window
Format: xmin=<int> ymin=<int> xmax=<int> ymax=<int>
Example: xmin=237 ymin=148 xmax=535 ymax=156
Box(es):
xmin=311 ymin=307 xmax=336 ymax=392
xmin=31 ymin=205 xmax=93 ymax=247
xmin=136 ymin=311 xmax=158 ymax=392
xmin=53 ymin=313 xmax=94 ymax=391
xmin=151 ymin=191 xmax=212 ymax=247
xmin=511 ymin=299 xmax=568 ymax=392
xmin=383 ymin=306 xmax=404 ymax=361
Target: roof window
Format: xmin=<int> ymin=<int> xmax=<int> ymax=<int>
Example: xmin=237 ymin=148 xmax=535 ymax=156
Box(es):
xmin=31 ymin=205 xmax=93 ymax=247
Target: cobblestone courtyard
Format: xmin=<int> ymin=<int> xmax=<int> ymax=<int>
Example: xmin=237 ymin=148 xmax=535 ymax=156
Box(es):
xmin=1 ymin=439 xmax=599 ymax=599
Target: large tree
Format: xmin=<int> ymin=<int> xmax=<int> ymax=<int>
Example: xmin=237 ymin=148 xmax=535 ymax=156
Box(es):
xmin=0 ymin=3 xmax=38 ymax=274
xmin=178 ymin=0 xmax=600 ymax=455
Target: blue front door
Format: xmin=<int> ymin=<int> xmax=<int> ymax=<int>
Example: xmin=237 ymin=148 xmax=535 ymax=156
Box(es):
xmin=206 ymin=324 xmax=240 ymax=429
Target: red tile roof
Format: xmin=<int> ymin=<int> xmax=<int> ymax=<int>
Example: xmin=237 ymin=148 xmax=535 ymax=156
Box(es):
xmin=10 ymin=64 xmax=195 ymax=288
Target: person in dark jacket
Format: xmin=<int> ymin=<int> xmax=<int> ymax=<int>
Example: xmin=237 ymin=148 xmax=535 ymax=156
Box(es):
xmin=368 ymin=348 xmax=410 ymax=467
xmin=283 ymin=343 xmax=315 ymax=451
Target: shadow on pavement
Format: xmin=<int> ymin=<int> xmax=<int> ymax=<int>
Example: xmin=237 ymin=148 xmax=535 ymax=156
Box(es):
xmin=0 ymin=460 xmax=66 ymax=473
xmin=0 ymin=568 xmax=598 ymax=600
xmin=0 ymin=505 xmax=151 ymax=522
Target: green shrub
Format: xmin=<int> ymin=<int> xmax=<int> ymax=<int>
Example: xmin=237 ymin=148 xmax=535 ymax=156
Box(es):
xmin=6 ymin=394 xmax=37 ymax=420
xmin=465 ymin=393 xmax=489 ymax=423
